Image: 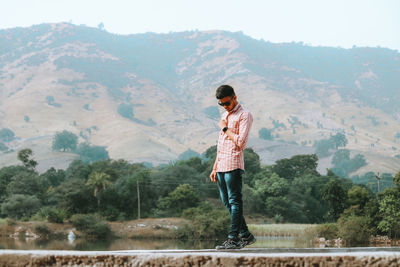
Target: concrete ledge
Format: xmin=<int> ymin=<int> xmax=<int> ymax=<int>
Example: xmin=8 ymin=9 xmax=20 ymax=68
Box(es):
xmin=1 ymin=248 xmax=400 ymax=266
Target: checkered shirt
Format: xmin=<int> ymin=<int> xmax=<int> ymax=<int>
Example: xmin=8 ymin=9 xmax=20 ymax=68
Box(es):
xmin=216 ymin=103 xmax=253 ymax=172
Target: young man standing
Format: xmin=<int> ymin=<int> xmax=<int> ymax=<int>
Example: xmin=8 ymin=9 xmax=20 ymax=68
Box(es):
xmin=209 ymin=84 xmax=256 ymax=249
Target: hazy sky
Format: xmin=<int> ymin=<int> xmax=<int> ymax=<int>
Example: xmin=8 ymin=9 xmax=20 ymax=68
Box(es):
xmin=1 ymin=0 xmax=399 ymax=51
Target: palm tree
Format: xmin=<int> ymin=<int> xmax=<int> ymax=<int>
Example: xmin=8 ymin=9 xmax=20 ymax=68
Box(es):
xmin=86 ymin=171 xmax=112 ymax=210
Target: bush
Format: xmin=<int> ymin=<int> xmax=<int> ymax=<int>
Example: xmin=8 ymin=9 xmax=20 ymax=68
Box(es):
xmin=70 ymin=214 xmax=111 ymax=239
xmin=156 ymin=184 xmax=200 ymax=217
xmin=1 ymin=194 xmax=41 ymax=219
xmin=35 ymin=224 xmax=51 ymax=238
xmin=176 ymin=202 xmax=229 ymax=240
xmin=117 ymin=103 xmax=134 ymax=119
xmin=315 ymin=223 xmax=339 ymax=240
xmin=0 ymin=128 xmax=15 ymax=142
xmin=338 ymin=214 xmax=371 ymax=245
xmin=76 ymin=143 xmax=109 ymax=163
xmin=259 ymin=127 xmax=274 ymax=140
xmin=38 ymin=207 xmax=66 ymax=223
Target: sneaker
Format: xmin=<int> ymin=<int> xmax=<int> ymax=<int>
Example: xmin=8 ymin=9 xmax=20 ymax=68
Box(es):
xmin=240 ymin=233 xmax=256 ymax=247
xmin=215 ymin=239 xmax=242 ymax=250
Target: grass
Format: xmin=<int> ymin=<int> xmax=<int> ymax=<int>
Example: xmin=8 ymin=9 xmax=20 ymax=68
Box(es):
xmin=248 ymin=224 xmax=318 ymax=237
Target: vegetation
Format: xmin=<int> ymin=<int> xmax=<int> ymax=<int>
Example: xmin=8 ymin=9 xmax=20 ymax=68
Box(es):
xmin=52 ymin=130 xmax=78 ymax=152
xmin=0 ymin=144 xmax=399 ymax=244
xmin=259 ymin=127 xmax=274 ymax=140
xmin=17 ymin=148 xmax=38 ymax=170
xmin=0 ymin=128 xmax=15 ymax=142
xmin=117 ymin=103 xmax=134 ymax=119
xmin=313 ymin=133 xmax=348 ymax=158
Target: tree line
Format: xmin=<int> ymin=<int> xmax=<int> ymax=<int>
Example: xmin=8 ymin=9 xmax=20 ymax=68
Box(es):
xmin=1 ymin=137 xmax=400 ymax=242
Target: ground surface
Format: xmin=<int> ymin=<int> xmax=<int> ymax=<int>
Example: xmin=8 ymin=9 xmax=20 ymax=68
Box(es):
xmin=1 ymin=248 xmax=400 ymax=266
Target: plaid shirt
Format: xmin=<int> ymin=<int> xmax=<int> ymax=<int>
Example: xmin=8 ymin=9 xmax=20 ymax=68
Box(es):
xmin=216 ymin=103 xmax=253 ymax=172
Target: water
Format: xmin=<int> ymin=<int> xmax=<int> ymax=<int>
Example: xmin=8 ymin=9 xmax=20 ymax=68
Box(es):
xmin=0 ymin=236 xmax=313 ymax=251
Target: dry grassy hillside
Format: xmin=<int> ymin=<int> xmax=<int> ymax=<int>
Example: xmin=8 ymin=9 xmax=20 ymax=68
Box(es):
xmin=1 ymin=23 xmax=400 ymax=175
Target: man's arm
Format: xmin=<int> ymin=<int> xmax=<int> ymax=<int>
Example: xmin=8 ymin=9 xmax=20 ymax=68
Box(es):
xmin=219 ymin=112 xmax=253 ymax=150
xmin=209 ymin=158 xmax=218 ymax=183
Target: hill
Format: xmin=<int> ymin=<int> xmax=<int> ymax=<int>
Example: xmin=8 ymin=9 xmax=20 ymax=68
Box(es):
xmin=1 ymin=23 xmax=400 ymax=175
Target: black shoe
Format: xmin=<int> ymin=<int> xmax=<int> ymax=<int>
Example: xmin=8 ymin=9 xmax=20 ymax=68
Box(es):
xmin=215 ymin=239 xmax=242 ymax=250
xmin=240 ymin=233 xmax=256 ymax=247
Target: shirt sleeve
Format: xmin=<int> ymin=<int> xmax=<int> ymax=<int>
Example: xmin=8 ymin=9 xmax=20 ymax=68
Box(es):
xmin=232 ymin=111 xmax=253 ymax=150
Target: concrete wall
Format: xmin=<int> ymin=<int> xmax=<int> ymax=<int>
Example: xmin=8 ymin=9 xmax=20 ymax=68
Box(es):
xmin=1 ymin=250 xmax=400 ymax=266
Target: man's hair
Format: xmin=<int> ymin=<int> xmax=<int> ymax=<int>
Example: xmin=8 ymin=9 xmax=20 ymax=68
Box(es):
xmin=215 ymin=85 xmax=235 ymax=99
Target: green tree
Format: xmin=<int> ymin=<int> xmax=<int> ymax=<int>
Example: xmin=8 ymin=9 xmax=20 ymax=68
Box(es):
xmin=259 ymin=127 xmax=274 ymax=140
xmin=86 ymin=172 xmax=112 ymax=210
xmin=178 ymin=149 xmax=200 ymax=161
xmin=322 ymin=179 xmax=348 ymax=221
xmin=6 ymin=171 xmax=48 ymax=200
xmin=272 ymin=154 xmax=319 ymax=180
xmin=332 ymin=150 xmax=367 ymax=178
xmin=117 ymin=103 xmax=134 ymax=119
xmin=0 ymin=166 xmax=26 ymax=202
xmin=394 ymin=170 xmax=400 ymax=186
xmin=314 ymin=139 xmax=334 ymax=158
xmin=1 ymin=194 xmax=41 ymax=219
xmin=329 ymin=133 xmax=348 ymax=149
xmin=0 ymin=128 xmax=15 ymax=142
xmin=52 ymin=130 xmax=78 ymax=152
xmin=17 ymin=148 xmax=38 ymax=170
xmin=65 ymin=160 xmax=91 ymax=180
xmin=377 ymin=187 xmax=400 ymax=238
xmin=40 ymin=167 xmax=66 ymax=187
xmin=77 ymin=143 xmax=109 ymax=163
xmin=348 ymin=185 xmax=372 ymax=210
xmin=113 ymin=170 xmax=156 ymax=219
xmin=48 ymin=179 xmax=96 ymax=215
xmin=156 ymin=184 xmax=200 ymax=217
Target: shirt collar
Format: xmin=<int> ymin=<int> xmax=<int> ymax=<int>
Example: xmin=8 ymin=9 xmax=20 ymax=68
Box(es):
xmin=229 ymin=103 xmax=241 ymax=114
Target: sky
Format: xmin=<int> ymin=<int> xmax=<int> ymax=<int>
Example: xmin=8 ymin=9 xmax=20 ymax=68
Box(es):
xmin=1 ymin=0 xmax=399 ymax=51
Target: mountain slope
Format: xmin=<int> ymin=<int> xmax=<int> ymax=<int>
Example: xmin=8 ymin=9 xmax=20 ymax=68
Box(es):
xmin=1 ymin=23 xmax=400 ymax=175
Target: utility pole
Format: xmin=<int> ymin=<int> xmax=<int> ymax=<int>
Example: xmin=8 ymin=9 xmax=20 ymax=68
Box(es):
xmin=137 ymin=179 xmax=141 ymax=219
xmin=375 ymin=172 xmax=381 ymax=193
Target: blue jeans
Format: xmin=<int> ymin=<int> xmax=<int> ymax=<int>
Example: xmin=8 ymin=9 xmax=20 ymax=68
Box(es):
xmin=217 ymin=169 xmax=250 ymax=240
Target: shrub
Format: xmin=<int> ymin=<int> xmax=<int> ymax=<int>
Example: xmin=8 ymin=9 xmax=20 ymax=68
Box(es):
xmin=176 ymin=202 xmax=229 ymax=240
xmin=156 ymin=184 xmax=200 ymax=217
xmin=117 ymin=103 xmax=134 ymax=119
xmin=1 ymin=194 xmax=41 ymax=219
xmin=338 ymin=214 xmax=371 ymax=245
xmin=315 ymin=223 xmax=339 ymax=240
xmin=70 ymin=214 xmax=111 ymax=239
xmin=38 ymin=207 xmax=66 ymax=223
xmin=6 ymin=218 xmax=16 ymax=226
xmin=35 ymin=224 xmax=51 ymax=238
xmin=259 ymin=127 xmax=274 ymax=140
xmin=0 ymin=128 xmax=15 ymax=142
xmin=76 ymin=143 xmax=109 ymax=163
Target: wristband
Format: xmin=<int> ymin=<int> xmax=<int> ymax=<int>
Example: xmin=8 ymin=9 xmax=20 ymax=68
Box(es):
xmin=222 ymin=127 xmax=228 ymax=132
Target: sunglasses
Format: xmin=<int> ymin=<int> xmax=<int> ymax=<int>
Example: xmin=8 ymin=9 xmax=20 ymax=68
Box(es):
xmin=218 ymin=97 xmax=233 ymax=107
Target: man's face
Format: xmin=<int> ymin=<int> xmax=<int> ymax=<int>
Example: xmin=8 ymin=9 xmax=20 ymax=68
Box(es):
xmin=218 ymin=95 xmax=237 ymax=112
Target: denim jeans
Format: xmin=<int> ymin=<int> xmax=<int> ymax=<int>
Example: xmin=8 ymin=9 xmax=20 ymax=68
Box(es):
xmin=217 ymin=169 xmax=250 ymax=240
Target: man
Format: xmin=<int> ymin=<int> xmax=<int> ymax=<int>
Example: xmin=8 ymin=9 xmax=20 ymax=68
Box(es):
xmin=209 ymin=84 xmax=256 ymax=249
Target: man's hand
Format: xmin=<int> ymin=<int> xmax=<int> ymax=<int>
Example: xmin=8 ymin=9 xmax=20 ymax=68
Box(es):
xmin=210 ymin=170 xmax=217 ymax=183
xmin=219 ymin=119 xmax=227 ymax=129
